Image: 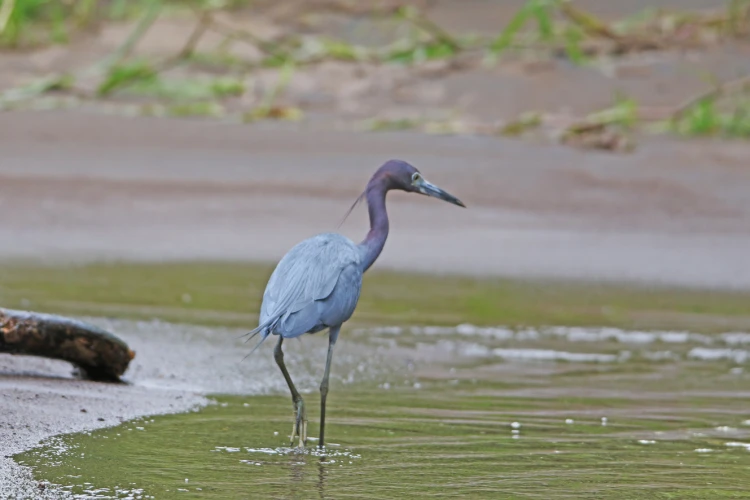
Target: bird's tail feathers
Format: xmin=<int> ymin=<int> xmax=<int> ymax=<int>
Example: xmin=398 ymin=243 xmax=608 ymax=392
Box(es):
xmin=239 ymin=314 xmax=276 ymax=342
xmin=239 ymin=314 xmax=281 ymax=361
xmin=242 ymin=329 xmax=272 ymax=361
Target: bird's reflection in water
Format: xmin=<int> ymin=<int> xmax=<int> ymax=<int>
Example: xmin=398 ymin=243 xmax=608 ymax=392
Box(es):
xmin=317 ymin=455 xmax=330 ymax=499
xmin=285 ymin=449 xmax=330 ymax=500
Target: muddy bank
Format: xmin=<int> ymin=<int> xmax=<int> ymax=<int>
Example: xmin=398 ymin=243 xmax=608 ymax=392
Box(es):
xmin=1 ymin=111 xmax=750 ymax=289
xmin=1 ymin=1 xmax=749 ymax=288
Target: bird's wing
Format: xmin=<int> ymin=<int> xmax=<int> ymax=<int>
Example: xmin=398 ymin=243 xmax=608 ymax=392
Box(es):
xmin=256 ymin=233 xmax=361 ymax=337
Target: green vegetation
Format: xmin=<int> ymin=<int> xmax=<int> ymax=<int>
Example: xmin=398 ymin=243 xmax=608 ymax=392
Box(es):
xmin=671 ymin=88 xmax=750 ymax=138
xmin=0 ymin=0 xmax=84 ymax=47
xmin=2 ymin=0 xmax=750 ymax=148
xmin=2 ymin=261 xmax=750 ymax=332
xmin=489 ymin=0 xmax=566 ymax=60
xmin=0 ymin=0 xmax=257 ymax=47
xmin=96 ymin=59 xmax=158 ymax=97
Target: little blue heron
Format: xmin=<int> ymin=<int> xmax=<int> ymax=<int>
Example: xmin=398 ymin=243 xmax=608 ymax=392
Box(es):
xmin=245 ymin=159 xmax=465 ymax=449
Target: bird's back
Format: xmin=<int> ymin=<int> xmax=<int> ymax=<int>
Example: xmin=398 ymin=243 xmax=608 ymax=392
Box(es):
xmin=258 ymin=233 xmax=363 ymax=338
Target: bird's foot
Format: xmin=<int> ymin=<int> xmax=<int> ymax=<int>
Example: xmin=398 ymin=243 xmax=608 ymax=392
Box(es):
xmin=289 ymin=398 xmax=308 ymax=449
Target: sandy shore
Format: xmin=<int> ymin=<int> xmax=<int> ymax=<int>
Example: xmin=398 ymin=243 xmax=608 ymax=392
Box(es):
xmin=2 ymin=111 xmax=750 ymax=289
xmin=1 ymin=319 xmax=213 ymax=499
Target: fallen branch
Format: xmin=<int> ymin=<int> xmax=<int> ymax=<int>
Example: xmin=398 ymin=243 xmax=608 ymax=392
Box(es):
xmin=0 ymin=308 xmax=135 ymax=382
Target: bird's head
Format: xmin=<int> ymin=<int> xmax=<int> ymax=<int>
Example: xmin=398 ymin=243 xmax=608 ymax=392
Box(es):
xmin=373 ymin=159 xmax=466 ymax=208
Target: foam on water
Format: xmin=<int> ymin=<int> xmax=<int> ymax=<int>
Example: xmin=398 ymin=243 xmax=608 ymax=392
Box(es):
xmin=357 ymin=323 xmax=750 ymax=365
xmin=689 ymin=348 xmax=749 ymax=363
xmin=358 ymin=324 xmax=748 ymax=347
xmin=490 ymin=348 xmax=621 ymax=363
xmin=725 ymin=442 xmax=750 ymax=450
xmin=213 ymin=445 xmax=362 ymax=461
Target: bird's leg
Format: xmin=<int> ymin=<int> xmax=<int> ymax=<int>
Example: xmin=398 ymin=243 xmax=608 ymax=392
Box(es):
xmin=318 ymin=326 xmax=340 ymax=449
xmin=273 ymin=336 xmax=307 ymax=448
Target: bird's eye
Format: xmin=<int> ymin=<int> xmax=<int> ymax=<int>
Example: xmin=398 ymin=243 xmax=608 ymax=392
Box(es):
xmin=411 ymin=172 xmax=421 ymax=183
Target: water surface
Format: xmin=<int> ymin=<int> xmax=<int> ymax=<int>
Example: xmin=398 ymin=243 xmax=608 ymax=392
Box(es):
xmin=17 ymin=322 xmax=750 ymax=499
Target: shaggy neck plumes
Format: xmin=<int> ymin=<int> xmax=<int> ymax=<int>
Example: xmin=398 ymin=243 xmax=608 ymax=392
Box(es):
xmin=358 ymin=176 xmax=390 ymax=273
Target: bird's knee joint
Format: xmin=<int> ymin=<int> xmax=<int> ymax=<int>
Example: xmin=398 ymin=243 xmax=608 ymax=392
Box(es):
xmin=319 ymin=383 xmax=329 ymax=397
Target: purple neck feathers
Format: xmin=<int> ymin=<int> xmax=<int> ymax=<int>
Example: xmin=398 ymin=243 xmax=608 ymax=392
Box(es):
xmin=358 ymin=176 xmax=390 ymax=273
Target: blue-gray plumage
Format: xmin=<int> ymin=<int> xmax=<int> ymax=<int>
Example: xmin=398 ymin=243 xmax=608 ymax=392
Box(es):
xmin=257 ymin=233 xmax=362 ymax=340
xmin=245 ymin=159 xmax=465 ymax=449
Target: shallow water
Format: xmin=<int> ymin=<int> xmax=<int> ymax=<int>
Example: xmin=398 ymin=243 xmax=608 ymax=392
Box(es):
xmin=16 ymin=322 xmax=750 ymax=499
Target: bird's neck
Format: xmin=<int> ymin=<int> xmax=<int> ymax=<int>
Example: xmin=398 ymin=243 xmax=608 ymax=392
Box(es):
xmin=358 ymin=178 xmax=389 ymax=273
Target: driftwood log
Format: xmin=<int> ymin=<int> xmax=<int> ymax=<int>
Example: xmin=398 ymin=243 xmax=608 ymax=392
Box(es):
xmin=0 ymin=308 xmax=135 ymax=382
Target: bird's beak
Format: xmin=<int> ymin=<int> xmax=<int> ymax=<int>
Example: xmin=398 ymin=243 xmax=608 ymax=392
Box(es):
xmin=417 ymin=178 xmax=466 ymax=208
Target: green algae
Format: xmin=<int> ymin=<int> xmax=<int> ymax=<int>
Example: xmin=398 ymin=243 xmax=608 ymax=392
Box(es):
xmin=2 ymin=261 xmax=750 ymax=332
xmin=17 ymin=384 xmax=750 ymax=499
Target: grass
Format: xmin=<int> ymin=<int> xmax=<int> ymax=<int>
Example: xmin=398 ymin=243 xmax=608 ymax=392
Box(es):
xmin=0 ymin=0 xmax=130 ymax=47
xmin=489 ymin=0 xmax=561 ymax=58
xmin=2 ymin=261 xmax=750 ymax=332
